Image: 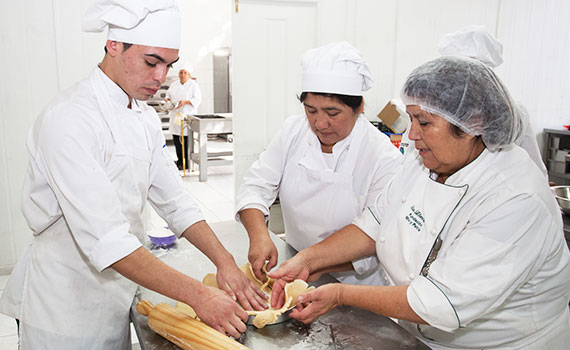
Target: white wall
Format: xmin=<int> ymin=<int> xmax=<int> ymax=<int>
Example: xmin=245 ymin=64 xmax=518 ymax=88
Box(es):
xmin=2 ymin=0 xmax=569 ymax=271
xmin=232 ymin=0 xmax=570 ymax=193
xmin=179 ymin=0 xmax=232 ymax=114
xmin=496 ymin=0 xmax=570 ymax=146
xmin=0 ymin=0 xmax=232 ymax=273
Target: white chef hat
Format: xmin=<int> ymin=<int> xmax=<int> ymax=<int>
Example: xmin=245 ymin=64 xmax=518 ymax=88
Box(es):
xmin=301 ymin=41 xmax=373 ymax=96
xmin=82 ymin=0 xmax=181 ymax=50
xmin=179 ymin=62 xmax=194 ymax=75
xmin=438 ymin=25 xmax=503 ymax=68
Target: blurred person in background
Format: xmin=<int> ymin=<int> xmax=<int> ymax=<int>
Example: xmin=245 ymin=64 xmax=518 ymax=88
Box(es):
xmin=166 ymin=64 xmax=202 ymax=170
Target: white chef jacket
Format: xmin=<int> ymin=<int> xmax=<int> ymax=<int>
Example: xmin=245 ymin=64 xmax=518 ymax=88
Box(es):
xmin=513 ymin=104 xmax=547 ymax=178
xmin=354 ymin=144 xmax=570 ymax=349
xmin=167 ymin=78 xmax=201 ymax=136
xmin=0 ymin=68 xmax=204 ymax=349
xmin=236 ymin=114 xmax=402 ymax=285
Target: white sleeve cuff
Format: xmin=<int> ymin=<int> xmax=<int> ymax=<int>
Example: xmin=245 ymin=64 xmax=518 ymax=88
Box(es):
xmin=235 ymin=202 xmax=270 ymax=222
xmin=88 ymin=224 xmax=143 ymax=272
xmin=168 ymin=209 xmax=205 ymax=238
xmin=352 ymin=255 xmax=379 ymax=275
xmin=407 ymin=275 xmax=461 ymax=332
xmin=352 ymin=207 xmax=382 ymax=241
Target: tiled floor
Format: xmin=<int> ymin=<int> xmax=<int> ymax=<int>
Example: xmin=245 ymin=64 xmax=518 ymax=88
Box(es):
xmin=0 ymin=139 xmax=235 ymax=349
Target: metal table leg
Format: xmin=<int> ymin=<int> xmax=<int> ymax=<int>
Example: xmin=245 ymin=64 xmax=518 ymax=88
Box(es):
xmin=198 ymin=132 xmax=208 ymax=182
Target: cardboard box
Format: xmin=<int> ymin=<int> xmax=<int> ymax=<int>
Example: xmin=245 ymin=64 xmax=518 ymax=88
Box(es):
xmin=377 ymin=101 xmax=400 ymax=129
xmin=377 ymin=100 xmax=409 ymax=133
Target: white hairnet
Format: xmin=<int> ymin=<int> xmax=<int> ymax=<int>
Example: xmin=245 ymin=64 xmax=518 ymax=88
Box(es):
xmin=401 ymin=56 xmax=519 ymax=151
xmin=82 ymin=0 xmax=181 ymax=49
xmin=301 ymin=41 xmax=373 ymax=96
xmin=438 ymin=25 xmax=503 ymax=68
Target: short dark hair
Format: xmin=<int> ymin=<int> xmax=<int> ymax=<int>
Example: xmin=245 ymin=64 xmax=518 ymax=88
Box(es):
xmin=448 ymin=123 xmax=465 ymax=138
xmin=298 ymin=92 xmax=363 ymax=113
xmin=104 ymin=42 xmax=133 ymax=54
xmin=448 ymin=122 xmax=482 ymax=145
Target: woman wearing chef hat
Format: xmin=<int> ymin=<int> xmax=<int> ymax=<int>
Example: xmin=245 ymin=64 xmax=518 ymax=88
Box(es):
xmin=270 ymin=56 xmax=570 ymax=349
xmin=236 ymin=41 xmax=402 ymax=284
xmin=438 ymin=25 xmax=547 ymax=178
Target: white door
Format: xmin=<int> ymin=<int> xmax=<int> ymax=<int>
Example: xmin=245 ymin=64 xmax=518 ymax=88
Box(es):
xmin=232 ymin=0 xmax=319 ymax=193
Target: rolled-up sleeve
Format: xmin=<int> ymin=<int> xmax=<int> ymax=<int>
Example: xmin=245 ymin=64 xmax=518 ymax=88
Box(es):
xmin=407 ymin=275 xmax=460 ymax=331
xmin=147 ymin=119 xmax=204 ymax=237
xmin=352 ymin=207 xmax=382 ymax=241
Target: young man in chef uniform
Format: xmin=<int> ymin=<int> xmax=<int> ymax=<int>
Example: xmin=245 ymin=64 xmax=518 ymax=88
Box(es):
xmin=0 ymin=1 xmax=266 ymax=348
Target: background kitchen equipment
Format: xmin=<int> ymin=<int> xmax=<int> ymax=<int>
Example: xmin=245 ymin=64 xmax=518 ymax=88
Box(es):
xmin=551 ymin=185 xmax=570 ymax=215
xmin=543 ymin=129 xmax=570 ymax=185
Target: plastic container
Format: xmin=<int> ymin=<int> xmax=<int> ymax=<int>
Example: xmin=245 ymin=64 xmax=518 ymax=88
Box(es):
xmin=382 ymin=132 xmax=403 ymax=149
xmin=148 ymin=232 xmax=177 ymax=249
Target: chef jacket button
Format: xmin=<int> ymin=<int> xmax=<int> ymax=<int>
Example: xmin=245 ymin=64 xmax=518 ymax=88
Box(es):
xmin=409 ymin=273 xmax=415 ymax=280
xmin=459 ymin=189 xmax=465 ymax=196
xmin=431 ymin=228 xmax=437 ymax=236
xmin=379 ymin=237 xmax=385 ymax=243
xmin=401 ymin=196 xmax=406 ymax=203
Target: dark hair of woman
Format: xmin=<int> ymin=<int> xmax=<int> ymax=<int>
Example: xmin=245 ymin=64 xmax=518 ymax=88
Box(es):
xmin=298 ymin=92 xmax=363 ymax=113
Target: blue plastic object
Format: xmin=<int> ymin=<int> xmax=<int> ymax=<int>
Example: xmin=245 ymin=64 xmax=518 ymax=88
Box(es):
xmin=149 ymin=234 xmax=177 ymax=248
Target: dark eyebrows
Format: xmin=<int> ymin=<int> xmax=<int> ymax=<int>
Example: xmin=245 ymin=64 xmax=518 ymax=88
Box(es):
xmin=144 ymin=54 xmax=180 ymax=66
xmin=303 ymin=103 xmax=341 ymax=112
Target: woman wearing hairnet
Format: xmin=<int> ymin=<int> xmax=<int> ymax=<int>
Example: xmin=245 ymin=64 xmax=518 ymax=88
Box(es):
xmin=269 ymin=56 xmax=570 ymax=349
xmin=235 ymin=42 xmax=402 ymax=285
xmin=438 ymin=24 xmax=547 ymax=177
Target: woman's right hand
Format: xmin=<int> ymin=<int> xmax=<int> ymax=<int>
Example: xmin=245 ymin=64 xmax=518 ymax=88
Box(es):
xmin=267 ymin=255 xmax=311 ymax=308
xmin=248 ymin=235 xmax=278 ymax=282
xmin=191 ymin=285 xmax=248 ymax=339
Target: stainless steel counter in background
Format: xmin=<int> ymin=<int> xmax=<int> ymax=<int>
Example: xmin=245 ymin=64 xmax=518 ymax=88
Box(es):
xmin=130 ymin=221 xmax=430 ymax=349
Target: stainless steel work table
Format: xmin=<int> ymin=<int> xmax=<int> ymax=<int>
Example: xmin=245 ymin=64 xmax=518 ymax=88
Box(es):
xmin=130 ymin=221 xmax=430 ymax=349
xmin=188 ymin=114 xmax=233 ymax=182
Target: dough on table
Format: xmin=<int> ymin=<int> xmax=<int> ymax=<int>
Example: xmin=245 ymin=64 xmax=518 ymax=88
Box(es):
xmin=202 ymin=273 xmax=219 ymax=288
xmin=247 ymin=278 xmax=315 ymax=328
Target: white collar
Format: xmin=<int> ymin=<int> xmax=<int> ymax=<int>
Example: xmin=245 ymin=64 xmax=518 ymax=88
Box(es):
xmin=94 ymin=67 xmax=131 ymax=109
xmin=434 ymin=148 xmax=490 ymax=185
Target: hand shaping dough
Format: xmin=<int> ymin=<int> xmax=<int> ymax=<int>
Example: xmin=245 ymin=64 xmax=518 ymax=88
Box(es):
xmin=247 ymin=278 xmax=315 ymax=328
xmin=179 ymin=262 xmax=313 ymax=329
xmin=283 ymin=279 xmax=315 ymax=307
